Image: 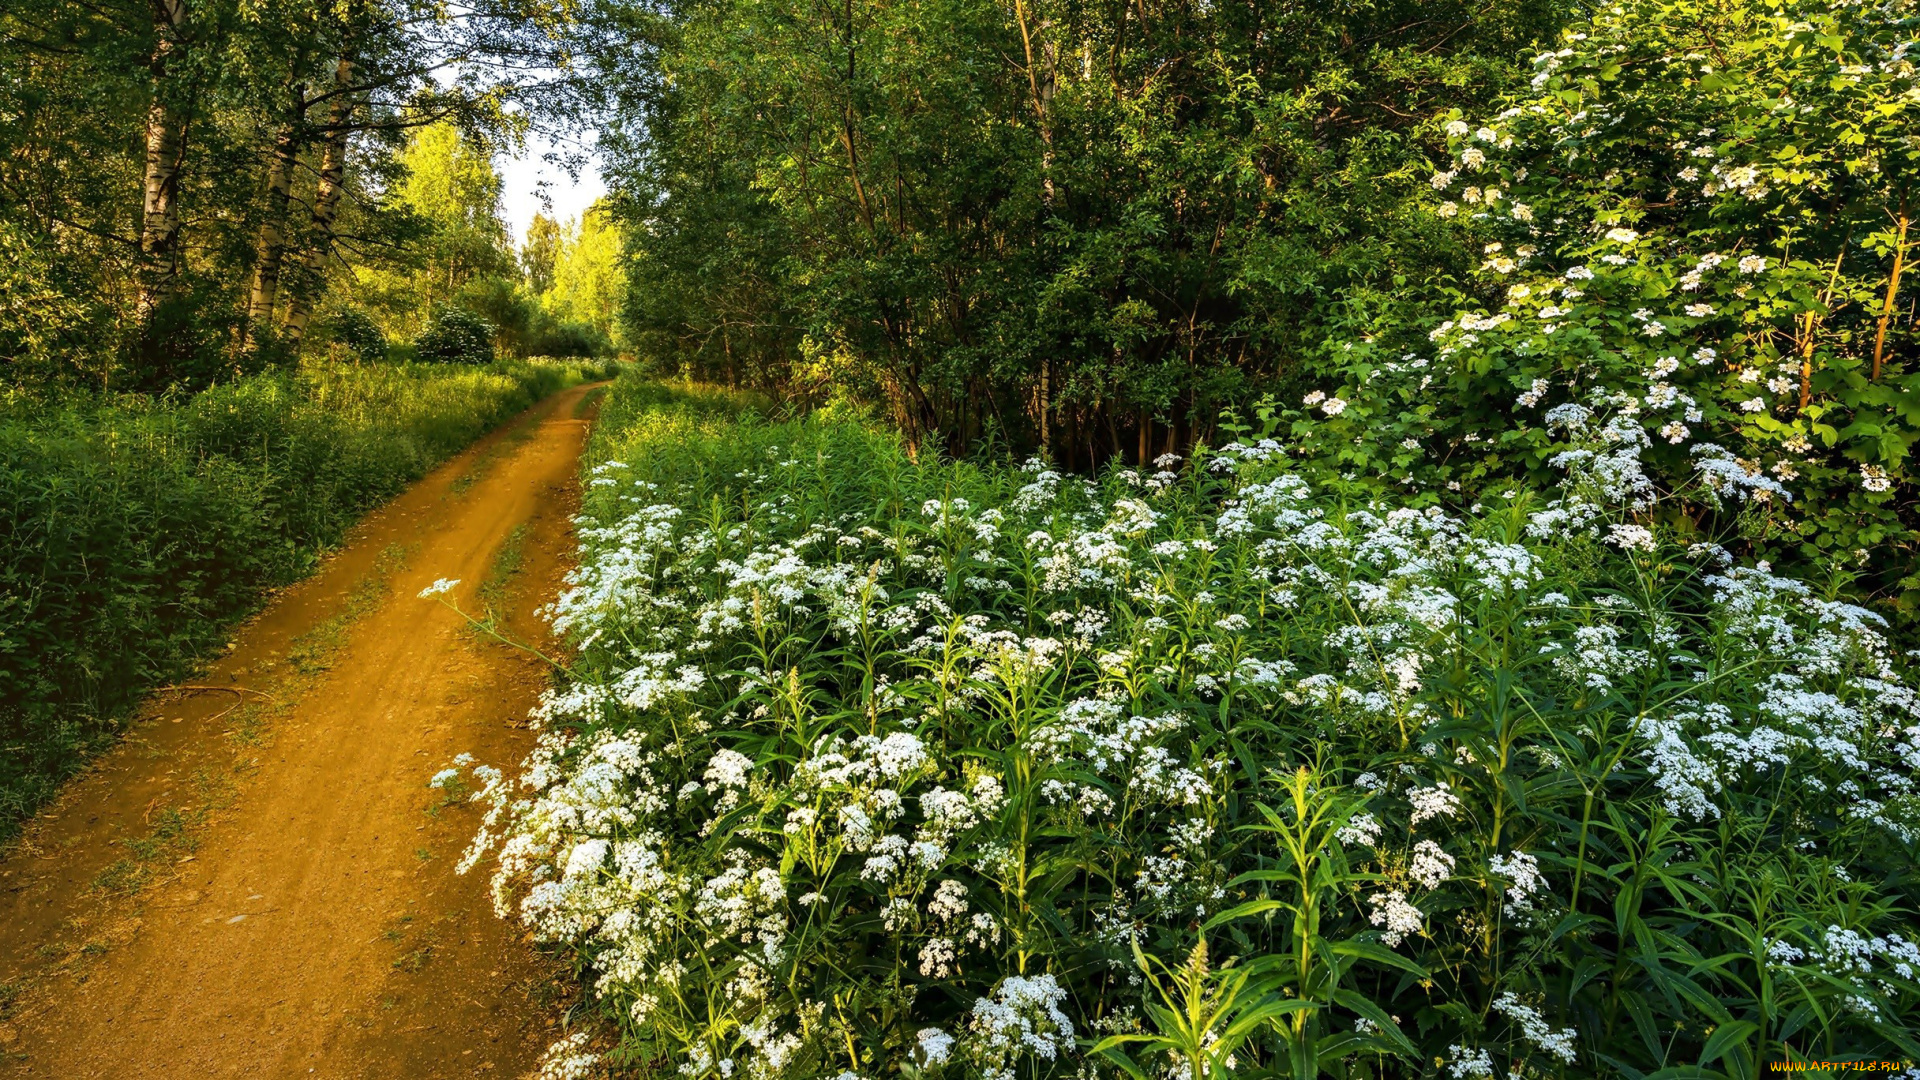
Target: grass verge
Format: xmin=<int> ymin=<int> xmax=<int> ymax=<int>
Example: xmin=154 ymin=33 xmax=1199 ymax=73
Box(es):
xmin=0 ymin=357 xmax=611 ymax=836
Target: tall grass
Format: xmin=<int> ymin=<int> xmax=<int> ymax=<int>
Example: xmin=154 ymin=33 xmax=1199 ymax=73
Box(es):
xmin=452 ymin=378 xmax=1920 ymax=1078
xmin=0 ymin=357 xmax=607 ymax=832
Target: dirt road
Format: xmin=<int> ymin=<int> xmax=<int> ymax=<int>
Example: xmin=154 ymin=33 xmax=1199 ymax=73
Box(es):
xmin=0 ymin=381 xmax=607 ymax=1078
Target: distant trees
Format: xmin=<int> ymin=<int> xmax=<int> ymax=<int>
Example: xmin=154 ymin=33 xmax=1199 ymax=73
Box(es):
xmin=522 ymin=213 xmax=564 ymax=295
xmin=398 ymin=123 xmax=518 ymax=311
xmin=0 ymin=0 xmax=577 ymax=390
xmin=545 ymin=205 xmax=624 ymax=343
xmin=351 ymin=123 xmax=618 ymax=362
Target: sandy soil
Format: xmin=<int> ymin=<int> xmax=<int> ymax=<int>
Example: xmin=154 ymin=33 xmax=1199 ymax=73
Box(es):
xmin=0 ymin=381 xmax=607 ymax=1078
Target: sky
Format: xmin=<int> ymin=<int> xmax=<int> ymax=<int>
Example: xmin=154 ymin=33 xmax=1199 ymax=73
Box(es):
xmin=498 ymin=132 xmax=607 ymax=245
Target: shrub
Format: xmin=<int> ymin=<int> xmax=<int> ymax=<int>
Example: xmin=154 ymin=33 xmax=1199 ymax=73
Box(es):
xmin=323 ymin=307 xmax=390 ymax=364
xmin=446 ymin=379 xmax=1920 ymax=1078
xmin=0 ymin=221 xmax=114 ymax=388
xmin=414 ymin=305 xmax=497 ymax=365
xmin=1312 ymin=0 xmax=1920 ymax=623
xmin=525 ymin=314 xmax=610 ymax=360
xmin=0 ymin=358 xmax=598 ymax=831
xmin=449 ymin=276 xmax=613 ymax=360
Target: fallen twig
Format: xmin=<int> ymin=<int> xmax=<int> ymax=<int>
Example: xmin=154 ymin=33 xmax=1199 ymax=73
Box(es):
xmin=155 ymin=684 xmax=274 ymax=701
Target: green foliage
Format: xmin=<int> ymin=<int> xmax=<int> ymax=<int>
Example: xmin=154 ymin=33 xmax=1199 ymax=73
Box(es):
xmin=455 ymin=378 xmax=1920 ymax=1079
xmin=127 ymin=286 xmax=279 ymax=393
xmin=523 ymin=213 xmax=564 ymax=295
xmin=455 ymin=276 xmax=541 ymax=355
xmin=542 ymin=203 xmax=625 ymax=345
xmin=413 ymin=305 xmax=498 ymax=365
xmin=594 ymin=0 xmax=1567 ymax=450
xmin=1312 ymin=0 xmax=1920 ymax=624
xmin=0 ymin=221 xmax=114 ymax=388
xmin=369 ymin=122 xmax=521 ymax=327
xmin=524 ymin=318 xmax=612 ymax=360
xmin=0 ymin=0 xmax=567 ymax=387
xmin=323 ymin=307 xmax=390 ymax=364
xmin=0 ymin=358 xmax=596 ymax=832
xmin=388 ymin=183 xmax=620 ymax=364
xmin=453 ymin=275 xmax=613 ymax=361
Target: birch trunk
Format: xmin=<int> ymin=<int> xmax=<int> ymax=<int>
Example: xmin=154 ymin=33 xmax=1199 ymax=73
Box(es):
xmin=245 ymin=93 xmax=305 ymax=343
xmin=134 ymin=0 xmax=192 ymax=331
xmin=282 ymin=58 xmax=354 ymax=348
xmin=1013 ymin=0 xmax=1055 ymax=206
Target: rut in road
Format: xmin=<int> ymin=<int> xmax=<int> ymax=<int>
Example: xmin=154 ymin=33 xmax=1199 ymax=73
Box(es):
xmin=0 ymin=381 xmax=608 ymax=1078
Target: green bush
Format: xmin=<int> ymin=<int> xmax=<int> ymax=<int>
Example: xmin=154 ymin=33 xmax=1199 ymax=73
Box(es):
xmin=0 ymin=357 xmax=596 ymax=832
xmin=0 ymin=221 xmax=114 ymax=388
xmin=448 ymin=378 xmax=1920 ymax=1078
xmin=451 ymin=275 xmax=614 ymax=360
xmin=524 ymin=314 xmax=610 ymax=360
xmin=414 ymin=305 xmax=497 ymax=365
xmin=1308 ymin=0 xmax=1920 ymax=625
xmin=323 ymin=307 xmax=390 ymax=364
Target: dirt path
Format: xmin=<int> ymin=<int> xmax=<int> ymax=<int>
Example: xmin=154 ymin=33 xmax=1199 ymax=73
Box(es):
xmin=0 ymin=381 xmax=608 ymax=1078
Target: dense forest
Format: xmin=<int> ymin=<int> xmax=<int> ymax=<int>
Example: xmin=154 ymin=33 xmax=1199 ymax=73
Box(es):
xmin=0 ymin=0 xmax=620 ymax=388
xmin=601 ymin=0 xmax=1563 ymax=453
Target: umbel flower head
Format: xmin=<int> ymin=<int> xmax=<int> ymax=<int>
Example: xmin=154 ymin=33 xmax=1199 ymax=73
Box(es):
xmin=444 ymin=381 xmax=1920 ymax=1078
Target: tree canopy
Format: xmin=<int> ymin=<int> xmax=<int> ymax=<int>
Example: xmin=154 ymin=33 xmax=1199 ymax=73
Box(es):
xmin=0 ymin=0 xmax=584 ymax=387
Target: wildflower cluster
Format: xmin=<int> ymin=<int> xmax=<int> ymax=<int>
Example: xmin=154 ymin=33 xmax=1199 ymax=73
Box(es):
xmin=446 ymin=381 xmax=1920 ymax=1078
xmin=1301 ymin=0 xmax=1920 ymax=619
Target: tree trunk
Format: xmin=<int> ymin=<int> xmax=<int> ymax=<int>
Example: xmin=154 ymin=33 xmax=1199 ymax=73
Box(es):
xmin=1013 ymin=0 xmax=1055 ymax=206
xmin=245 ymin=90 xmax=306 ymax=346
xmin=281 ymin=58 xmax=354 ymax=349
xmin=837 ymin=0 xmax=875 ymax=234
xmin=1038 ymin=356 xmax=1051 ymax=454
xmin=134 ymin=0 xmax=192 ymax=335
xmin=1798 ymin=246 xmax=1847 ymax=411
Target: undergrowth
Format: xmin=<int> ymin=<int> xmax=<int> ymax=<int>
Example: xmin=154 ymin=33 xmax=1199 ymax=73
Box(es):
xmin=442 ymin=378 xmax=1920 ymax=1078
xmin=0 ymin=356 xmax=610 ymax=834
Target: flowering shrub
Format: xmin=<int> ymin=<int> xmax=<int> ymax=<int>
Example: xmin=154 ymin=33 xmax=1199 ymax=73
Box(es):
xmin=449 ymin=380 xmax=1920 ymax=1077
xmin=1297 ymin=0 xmax=1920 ymax=621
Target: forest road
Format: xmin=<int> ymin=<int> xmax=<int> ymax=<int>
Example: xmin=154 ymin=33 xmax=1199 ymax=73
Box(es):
xmin=0 ymin=381 xmax=609 ymax=1078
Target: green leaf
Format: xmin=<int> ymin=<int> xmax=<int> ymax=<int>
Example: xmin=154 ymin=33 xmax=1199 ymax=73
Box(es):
xmin=1330 ymin=989 xmax=1417 ymax=1058
xmin=1202 ymin=899 xmax=1288 ymax=930
xmin=1326 ymin=938 xmax=1428 ymax=980
xmin=1697 ymin=1020 xmax=1756 ymax=1073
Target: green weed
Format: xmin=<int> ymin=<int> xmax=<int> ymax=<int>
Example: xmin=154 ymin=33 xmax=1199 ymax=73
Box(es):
xmin=475 ymin=525 xmax=529 ymax=627
xmin=572 ymin=385 xmax=608 ymax=419
xmin=284 ymin=543 xmax=409 ymax=675
xmin=448 ymin=402 xmax=546 ymax=498
xmin=94 ymin=805 xmax=202 ymax=895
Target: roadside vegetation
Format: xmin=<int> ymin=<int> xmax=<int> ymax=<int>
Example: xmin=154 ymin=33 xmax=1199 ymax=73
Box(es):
xmin=0 ymin=357 xmax=606 ymax=831
xmin=603 ymin=0 xmax=1920 ymax=625
xmin=443 ymin=377 xmax=1920 ymax=1077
